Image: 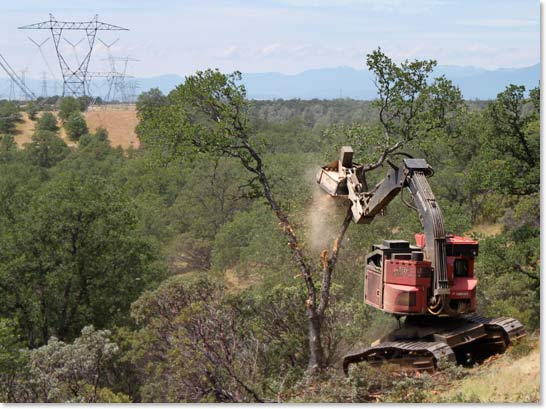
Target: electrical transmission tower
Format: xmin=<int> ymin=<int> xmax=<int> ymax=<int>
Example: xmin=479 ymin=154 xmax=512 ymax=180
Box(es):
xmin=19 ymin=69 xmax=28 ymax=100
xmin=99 ymin=40 xmax=138 ymax=103
xmin=98 ymin=38 xmax=119 ymax=102
xmin=19 ymin=14 xmax=128 ymax=97
xmin=9 ymin=80 xmax=15 ymax=101
xmin=0 ymin=54 xmax=37 ymax=100
xmin=118 ymin=56 xmax=138 ymax=98
xmin=64 ymin=37 xmax=85 ymax=67
xmin=41 ymin=71 xmax=48 ymax=97
xmin=126 ymin=79 xmax=140 ymax=103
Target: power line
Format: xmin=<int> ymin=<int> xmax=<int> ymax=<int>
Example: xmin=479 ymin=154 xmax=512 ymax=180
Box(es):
xmin=0 ymin=54 xmax=37 ymax=100
xmin=28 ymin=36 xmax=58 ymax=83
xmin=19 ymin=14 xmax=128 ymax=97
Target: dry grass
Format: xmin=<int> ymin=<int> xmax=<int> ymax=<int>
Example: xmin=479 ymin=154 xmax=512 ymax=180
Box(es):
xmin=14 ymin=109 xmax=139 ymax=150
xmin=84 ymin=109 xmax=139 ymax=149
xmin=467 ymin=223 xmax=503 ymax=237
xmin=432 ymin=338 xmax=540 ymax=403
xmin=224 ymin=268 xmax=261 ymax=293
xmin=14 ymin=112 xmax=37 ymax=146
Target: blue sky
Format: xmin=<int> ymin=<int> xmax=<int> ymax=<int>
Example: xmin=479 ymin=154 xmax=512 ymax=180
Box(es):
xmin=0 ymin=0 xmax=539 ymax=78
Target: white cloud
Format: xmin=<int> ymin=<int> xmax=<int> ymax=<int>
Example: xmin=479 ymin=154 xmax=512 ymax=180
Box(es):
xmin=222 ymin=46 xmax=241 ymax=60
xmin=258 ymin=43 xmax=282 ymax=57
xmin=277 ymin=0 xmax=445 ymax=14
xmin=459 ymin=18 xmax=538 ymax=28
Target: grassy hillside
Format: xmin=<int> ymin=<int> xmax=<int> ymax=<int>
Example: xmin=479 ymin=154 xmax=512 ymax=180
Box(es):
xmin=14 ymin=108 xmax=139 ymax=149
xmin=432 ymin=337 xmax=540 ymax=403
xmin=291 ymin=336 xmax=540 ymax=403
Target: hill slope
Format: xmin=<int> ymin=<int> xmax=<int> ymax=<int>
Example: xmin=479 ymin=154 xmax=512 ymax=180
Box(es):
xmin=432 ymin=338 xmax=540 ymax=403
xmin=15 ymin=108 xmax=139 ymax=150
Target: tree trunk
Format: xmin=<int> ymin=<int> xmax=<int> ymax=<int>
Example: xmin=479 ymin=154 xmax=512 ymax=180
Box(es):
xmin=234 ymin=141 xmax=353 ymax=374
xmin=307 ymin=309 xmax=324 ymax=372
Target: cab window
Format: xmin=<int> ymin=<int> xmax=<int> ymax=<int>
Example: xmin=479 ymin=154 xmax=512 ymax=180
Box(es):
xmin=454 ymin=259 xmax=469 ymax=277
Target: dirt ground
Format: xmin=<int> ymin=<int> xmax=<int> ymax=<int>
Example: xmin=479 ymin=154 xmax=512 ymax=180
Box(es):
xmin=15 ymin=109 xmax=140 ymax=150
xmin=14 ymin=112 xmax=37 ymax=147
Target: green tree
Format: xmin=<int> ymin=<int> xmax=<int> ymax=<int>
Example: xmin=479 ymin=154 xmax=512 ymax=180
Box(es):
xmin=136 ymin=69 xmax=352 ymax=372
xmin=77 ymin=95 xmax=92 ymax=111
xmin=0 ymin=319 xmax=28 ymax=402
xmin=463 ymin=85 xmax=540 ymax=330
xmin=329 ymin=47 xmax=464 ymax=168
xmin=0 ymin=101 xmax=22 ymax=134
xmin=64 ymin=112 xmax=88 ymax=141
xmin=94 ymin=126 xmax=109 ymax=142
xmin=36 ymin=112 xmax=59 ymax=132
xmin=25 ymin=130 xmax=70 ymax=168
xmin=79 ymin=127 xmax=110 ymax=148
xmin=0 ymin=173 xmax=159 ymax=346
xmin=58 ymin=97 xmax=82 ymax=122
xmin=130 ymin=275 xmax=265 ymax=402
xmin=26 ymin=101 xmax=39 ymax=121
xmin=476 ymin=85 xmax=539 ymax=196
xmin=476 ymin=229 xmax=539 ymax=329
xmin=0 ymin=134 xmax=18 ymax=163
xmin=128 ymin=274 xmax=373 ymax=402
xmin=135 ymin=88 xmax=167 ymax=118
xmin=53 ymin=130 xmax=124 ymax=180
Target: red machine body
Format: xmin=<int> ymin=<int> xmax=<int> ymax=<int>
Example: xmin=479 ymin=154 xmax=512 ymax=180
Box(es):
xmin=365 ymin=234 xmax=478 ymax=315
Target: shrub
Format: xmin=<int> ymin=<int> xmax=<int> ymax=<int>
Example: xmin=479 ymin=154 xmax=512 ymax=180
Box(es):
xmin=36 ymin=112 xmax=59 ymax=132
xmin=64 ymin=112 xmax=88 ymax=141
xmin=58 ymin=97 xmax=82 ymax=122
xmin=26 ymin=101 xmax=39 ymax=121
xmin=26 ymin=130 xmax=70 ymax=168
xmin=1 ymin=326 xmax=128 ymax=403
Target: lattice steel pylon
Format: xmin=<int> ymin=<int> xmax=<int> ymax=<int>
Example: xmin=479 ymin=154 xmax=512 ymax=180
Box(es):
xmin=101 ymin=53 xmax=138 ymax=102
xmin=0 ymin=54 xmax=37 ymax=100
xmin=19 ymin=14 xmax=128 ymax=97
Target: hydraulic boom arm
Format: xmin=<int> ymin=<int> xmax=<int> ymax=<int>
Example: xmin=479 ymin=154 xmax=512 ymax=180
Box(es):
xmin=316 ymin=146 xmax=450 ymax=312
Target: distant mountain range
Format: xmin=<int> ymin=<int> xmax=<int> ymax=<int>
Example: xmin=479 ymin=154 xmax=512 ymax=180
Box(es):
xmin=133 ymin=64 xmax=540 ymax=100
xmin=0 ymin=64 xmax=539 ymax=101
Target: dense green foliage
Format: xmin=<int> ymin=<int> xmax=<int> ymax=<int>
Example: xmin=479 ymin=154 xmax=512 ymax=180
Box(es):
xmin=0 ymin=58 xmax=539 ymax=401
xmin=25 ymin=102 xmax=39 ymax=121
xmin=0 ymin=101 xmax=22 ymax=134
xmin=25 ymin=130 xmax=70 ymax=168
xmin=64 ymin=112 xmax=88 ymax=141
xmin=57 ymin=97 xmax=83 ymax=122
xmin=36 ymin=112 xmax=59 ymax=132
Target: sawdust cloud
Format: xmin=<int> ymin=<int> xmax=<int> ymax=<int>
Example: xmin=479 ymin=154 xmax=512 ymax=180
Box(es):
xmin=303 ymin=166 xmax=346 ymax=255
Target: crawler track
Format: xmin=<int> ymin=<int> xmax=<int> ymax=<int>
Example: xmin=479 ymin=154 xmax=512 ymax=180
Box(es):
xmin=342 ymin=341 xmax=454 ymax=374
xmin=342 ymin=314 xmax=526 ymax=375
xmin=464 ymin=314 xmax=526 ymax=343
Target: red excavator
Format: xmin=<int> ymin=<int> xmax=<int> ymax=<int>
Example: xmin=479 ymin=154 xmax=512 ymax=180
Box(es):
xmin=316 ymin=147 xmax=526 ymax=374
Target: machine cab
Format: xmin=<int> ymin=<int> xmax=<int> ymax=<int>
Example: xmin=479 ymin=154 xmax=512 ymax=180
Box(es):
xmin=364 ymin=234 xmax=478 ymax=315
